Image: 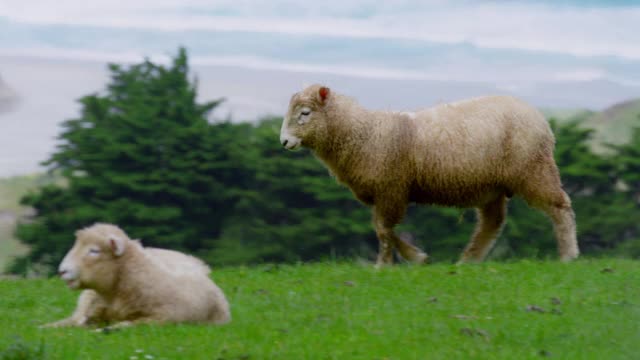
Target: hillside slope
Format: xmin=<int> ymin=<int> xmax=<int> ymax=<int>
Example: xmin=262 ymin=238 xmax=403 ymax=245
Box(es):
xmin=543 ymin=98 xmax=640 ymax=151
xmin=541 ymin=108 xmax=595 ymax=123
xmin=0 ymin=174 xmax=59 ymax=272
xmin=0 ymin=75 xmax=19 ymax=114
xmin=583 ymin=98 xmax=640 ymax=148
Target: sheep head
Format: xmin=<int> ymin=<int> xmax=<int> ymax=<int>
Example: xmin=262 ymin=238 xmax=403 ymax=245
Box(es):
xmin=280 ymin=84 xmax=331 ymax=150
xmin=57 ymin=223 xmax=129 ymax=291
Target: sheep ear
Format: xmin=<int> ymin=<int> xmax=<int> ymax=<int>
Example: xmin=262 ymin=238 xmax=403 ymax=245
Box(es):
xmin=318 ymin=86 xmax=330 ymax=103
xmin=108 ymin=235 xmax=126 ymax=256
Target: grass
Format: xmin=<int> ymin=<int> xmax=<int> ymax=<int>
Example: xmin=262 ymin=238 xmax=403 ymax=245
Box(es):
xmin=1 ymin=259 xmax=638 ymax=359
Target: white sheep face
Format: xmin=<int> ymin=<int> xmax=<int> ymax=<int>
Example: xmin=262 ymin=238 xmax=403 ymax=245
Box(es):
xmin=280 ymin=85 xmax=330 ymax=150
xmin=58 ymin=228 xmax=126 ymax=290
xmin=280 ymin=106 xmax=310 ymax=150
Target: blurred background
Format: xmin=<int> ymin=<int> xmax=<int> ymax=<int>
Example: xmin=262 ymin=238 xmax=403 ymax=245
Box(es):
xmin=1 ymin=0 xmax=639 ymax=274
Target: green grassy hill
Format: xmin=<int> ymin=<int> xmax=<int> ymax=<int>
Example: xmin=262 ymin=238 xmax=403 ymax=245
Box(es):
xmin=583 ymin=98 xmax=640 ymax=150
xmin=543 ymin=98 xmax=640 ymax=151
xmin=541 ymin=108 xmax=595 ymax=124
xmin=1 ymin=260 xmax=637 ymax=359
xmin=0 ymin=174 xmax=52 ymax=213
xmin=0 ymin=174 xmax=60 ymax=272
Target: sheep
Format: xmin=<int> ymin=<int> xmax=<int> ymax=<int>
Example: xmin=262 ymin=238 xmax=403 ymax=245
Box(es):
xmin=42 ymin=223 xmax=230 ymax=329
xmin=280 ymin=84 xmax=578 ymax=266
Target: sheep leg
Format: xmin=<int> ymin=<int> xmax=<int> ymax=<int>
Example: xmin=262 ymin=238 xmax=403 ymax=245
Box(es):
xmin=373 ymin=227 xmax=394 ymax=267
xmin=373 ymin=206 xmax=428 ymax=267
xmin=41 ymin=289 xmax=105 ymax=328
xmin=519 ymin=161 xmax=579 ymax=261
xmin=40 ymin=317 xmax=81 ymax=328
xmin=459 ymin=194 xmax=508 ymax=263
xmin=394 ymin=235 xmax=428 ymax=264
xmin=96 ymin=321 xmax=134 ymax=332
xmin=530 ymin=191 xmax=578 ymax=261
xmin=95 ymin=318 xmax=158 ymax=332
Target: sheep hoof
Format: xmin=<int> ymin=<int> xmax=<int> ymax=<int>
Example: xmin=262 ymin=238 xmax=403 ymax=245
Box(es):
xmin=374 ymin=261 xmax=393 ymax=269
xmin=560 ymin=252 xmax=579 ymax=262
xmin=456 ymin=257 xmax=482 ymax=265
xmin=412 ymin=252 xmax=429 ymax=264
xmin=95 ymin=326 xmax=120 ymax=334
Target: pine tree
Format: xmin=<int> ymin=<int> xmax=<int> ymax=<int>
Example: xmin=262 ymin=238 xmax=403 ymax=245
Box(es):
xmin=12 ymin=49 xmax=245 ymax=273
xmin=605 ymin=122 xmax=640 ymax=257
xmin=205 ymin=118 xmax=373 ymax=265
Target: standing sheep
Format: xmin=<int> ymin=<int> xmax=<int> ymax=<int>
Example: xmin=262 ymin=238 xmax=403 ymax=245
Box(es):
xmin=280 ymin=84 xmax=578 ymax=266
xmin=42 ymin=223 xmax=230 ymax=329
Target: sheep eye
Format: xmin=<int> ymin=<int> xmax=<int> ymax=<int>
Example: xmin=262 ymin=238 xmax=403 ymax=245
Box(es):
xmin=298 ymin=109 xmax=311 ymax=125
xmin=87 ymin=248 xmax=101 ymax=256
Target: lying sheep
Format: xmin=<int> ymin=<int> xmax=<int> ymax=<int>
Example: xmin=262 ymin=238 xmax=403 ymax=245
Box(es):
xmin=280 ymin=84 xmax=578 ymax=266
xmin=42 ymin=223 xmax=230 ymax=329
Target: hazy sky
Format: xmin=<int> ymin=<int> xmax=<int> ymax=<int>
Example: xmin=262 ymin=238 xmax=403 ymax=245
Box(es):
xmin=1 ymin=0 xmax=639 ymax=176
